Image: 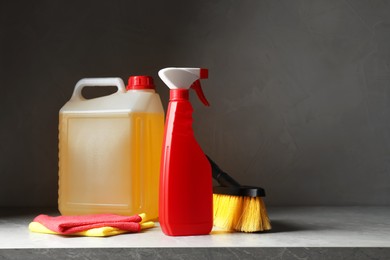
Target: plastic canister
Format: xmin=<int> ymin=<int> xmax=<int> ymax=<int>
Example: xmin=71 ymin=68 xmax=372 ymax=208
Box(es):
xmin=58 ymin=77 xmax=164 ymax=221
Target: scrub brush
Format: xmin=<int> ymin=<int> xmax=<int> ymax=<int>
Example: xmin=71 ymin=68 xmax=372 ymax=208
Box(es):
xmin=207 ymin=156 xmax=271 ymax=232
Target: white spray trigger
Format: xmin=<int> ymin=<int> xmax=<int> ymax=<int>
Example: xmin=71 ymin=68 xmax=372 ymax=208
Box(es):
xmin=159 ymin=67 xmax=209 ymax=105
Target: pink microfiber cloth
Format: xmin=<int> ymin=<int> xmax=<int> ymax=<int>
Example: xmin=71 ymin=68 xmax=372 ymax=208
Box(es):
xmin=33 ymin=214 xmax=142 ymax=235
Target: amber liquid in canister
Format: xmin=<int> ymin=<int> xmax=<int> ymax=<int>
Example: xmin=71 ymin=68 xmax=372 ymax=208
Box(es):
xmin=58 ymin=112 xmax=164 ymax=221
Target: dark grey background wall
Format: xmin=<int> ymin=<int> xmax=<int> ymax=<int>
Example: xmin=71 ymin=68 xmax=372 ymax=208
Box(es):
xmin=1 ymin=0 xmax=389 ymax=207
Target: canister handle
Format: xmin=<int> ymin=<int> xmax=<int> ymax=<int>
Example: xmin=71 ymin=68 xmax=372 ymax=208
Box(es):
xmin=71 ymin=78 xmax=126 ymax=101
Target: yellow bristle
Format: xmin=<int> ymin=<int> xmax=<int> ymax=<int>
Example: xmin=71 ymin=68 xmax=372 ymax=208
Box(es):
xmin=213 ymin=194 xmax=242 ymax=230
xmin=213 ymin=194 xmax=271 ymax=233
xmin=260 ymin=198 xmax=272 ymax=230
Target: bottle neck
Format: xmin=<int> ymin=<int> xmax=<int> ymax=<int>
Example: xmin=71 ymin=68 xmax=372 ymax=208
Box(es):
xmin=170 ymin=89 xmax=189 ymax=101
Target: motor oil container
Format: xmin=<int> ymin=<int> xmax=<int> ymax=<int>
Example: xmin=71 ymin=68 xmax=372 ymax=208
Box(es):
xmin=58 ymin=76 xmax=164 ymax=221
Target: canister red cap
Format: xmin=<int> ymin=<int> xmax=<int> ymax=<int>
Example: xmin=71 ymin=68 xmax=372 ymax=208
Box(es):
xmin=127 ymin=76 xmax=155 ymax=90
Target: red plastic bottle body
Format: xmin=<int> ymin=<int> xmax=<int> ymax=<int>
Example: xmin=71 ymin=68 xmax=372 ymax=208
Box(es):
xmin=159 ymin=89 xmax=213 ymax=236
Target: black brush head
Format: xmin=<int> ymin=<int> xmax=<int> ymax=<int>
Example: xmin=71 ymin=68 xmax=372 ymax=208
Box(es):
xmin=213 ymin=185 xmax=266 ymax=197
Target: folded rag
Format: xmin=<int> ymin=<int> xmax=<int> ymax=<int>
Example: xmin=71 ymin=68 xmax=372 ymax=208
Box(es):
xmin=29 ymin=222 xmax=129 ymax=237
xmin=29 ymin=213 xmax=154 ymax=237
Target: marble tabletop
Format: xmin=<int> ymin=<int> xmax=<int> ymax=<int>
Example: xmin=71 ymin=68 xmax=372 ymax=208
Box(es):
xmin=1 ymin=207 xmax=390 ymax=259
xmin=1 ymin=206 xmax=389 ymax=248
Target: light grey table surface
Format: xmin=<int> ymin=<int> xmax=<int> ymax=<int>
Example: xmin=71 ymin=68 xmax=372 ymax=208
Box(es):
xmin=1 ymin=206 xmax=389 ymax=248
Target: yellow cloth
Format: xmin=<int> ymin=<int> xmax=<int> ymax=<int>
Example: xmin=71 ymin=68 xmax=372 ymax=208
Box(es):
xmin=28 ymin=213 xmax=155 ymax=237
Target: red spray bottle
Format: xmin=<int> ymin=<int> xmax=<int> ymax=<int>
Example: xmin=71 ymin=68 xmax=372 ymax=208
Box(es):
xmin=158 ymin=67 xmax=213 ymax=236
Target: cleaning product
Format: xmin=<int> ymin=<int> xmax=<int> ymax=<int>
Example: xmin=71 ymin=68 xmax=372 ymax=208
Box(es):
xmin=208 ymin=156 xmax=271 ymax=232
xmin=58 ymin=76 xmax=164 ymax=221
xmin=158 ymin=67 xmax=213 ymax=236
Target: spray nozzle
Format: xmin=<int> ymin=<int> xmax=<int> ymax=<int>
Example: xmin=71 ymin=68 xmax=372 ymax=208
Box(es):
xmin=158 ymin=67 xmax=210 ymax=106
xmin=190 ymin=80 xmax=210 ymax=106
